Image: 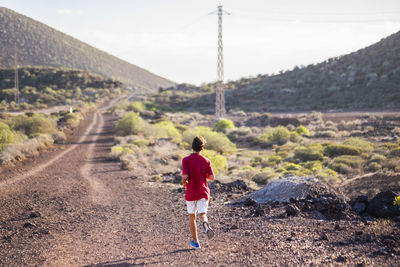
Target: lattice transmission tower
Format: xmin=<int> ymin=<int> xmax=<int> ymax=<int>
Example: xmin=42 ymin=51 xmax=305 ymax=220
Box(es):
xmin=210 ymin=5 xmax=230 ymax=119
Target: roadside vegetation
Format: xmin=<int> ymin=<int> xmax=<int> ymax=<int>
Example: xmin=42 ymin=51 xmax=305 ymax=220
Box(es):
xmin=0 ymin=67 xmax=124 ymax=111
xmin=109 ymin=100 xmax=400 ymax=189
xmin=0 ymin=102 xmax=95 ymax=165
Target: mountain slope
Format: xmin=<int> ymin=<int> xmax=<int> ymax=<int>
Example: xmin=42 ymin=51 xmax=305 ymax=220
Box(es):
xmin=154 ymin=31 xmax=400 ymax=112
xmin=0 ymin=7 xmax=174 ymax=92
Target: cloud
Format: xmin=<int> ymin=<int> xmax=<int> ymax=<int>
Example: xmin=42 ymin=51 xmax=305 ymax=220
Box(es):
xmin=56 ymin=9 xmax=83 ymax=15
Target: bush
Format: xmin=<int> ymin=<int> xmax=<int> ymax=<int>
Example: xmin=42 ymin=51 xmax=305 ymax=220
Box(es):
xmin=0 ymin=122 xmax=16 ymax=151
xmin=267 ymin=155 xmax=282 ymax=165
xmin=64 ymin=113 xmax=83 ymax=128
xmin=213 ymin=119 xmax=235 ymax=132
xmin=365 ymin=162 xmax=382 ymax=172
xmin=385 ymin=158 xmax=400 ymax=171
xmin=109 ymin=145 xmax=134 ymax=160
xmin=259 ymin=126 xmax=291 ymax=146
xmin=154 ymin=121 xmax=182 ymax=143
xmin=315 ymin=168 xmax=338 ymax=180
xmin=302 ymin=161 xmax=323 ymax=172
xmin=115 ymin=112 xmax=149 ymax=137
xmin=183 ymin=126 xmax=236 ymax=155
xmin=9 ymin=114 xmax=57 ymax=137
xmin=201 ymin=149 xmax=228 ymax=175
xmin=394 ymin=196 xmax=400 ymax=206
xmin=324 ymin=143 xmax=361 ymax=158
xmin=252 ymin=171 xmax=279 ymax=185
xmin=294 ymin=143 xmax=324 ymax=161
xmin=332 ymin=155 xmax=363 ymax=169
xmin=343 ymin=138 xmax=373 ymax=153
xmin=130 ymin=101 xmax=146 ymax=112
xmin=296 ymin=125 xmax=310 ymax=136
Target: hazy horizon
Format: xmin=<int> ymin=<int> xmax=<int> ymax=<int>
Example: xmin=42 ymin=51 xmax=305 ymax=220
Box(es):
xmin=1 ymin=0 xmax=400 ymax=85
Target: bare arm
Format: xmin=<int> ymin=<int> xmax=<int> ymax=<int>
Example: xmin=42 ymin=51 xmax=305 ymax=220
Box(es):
xmin=182 ymin=174 xmax=188 ymax=187
xmin=207 ymin=175 xmax=215 ymax=181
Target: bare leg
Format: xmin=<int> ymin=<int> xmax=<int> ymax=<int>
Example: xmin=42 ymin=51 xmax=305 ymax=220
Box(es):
xmin=199 ymin=212 xmax=214 ymax=238
xmin=198 ymin=212 xmax=208 ymax=223
xmin=189 ymin=213 xmax=198 ymax=243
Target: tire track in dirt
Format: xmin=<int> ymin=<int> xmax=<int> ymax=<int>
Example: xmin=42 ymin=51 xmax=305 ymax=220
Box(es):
xmin=80 ymin=111 xmax=112 ymax=205
xmin=0 ymin=111 xmax=100 ymax=191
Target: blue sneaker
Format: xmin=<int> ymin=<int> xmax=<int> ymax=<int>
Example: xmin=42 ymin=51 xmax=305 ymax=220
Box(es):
xmin=190 ymin=240 xmax=201 ymax=250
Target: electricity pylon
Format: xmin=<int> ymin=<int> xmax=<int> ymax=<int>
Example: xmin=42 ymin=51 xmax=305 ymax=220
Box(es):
xmin=210 ymin=5 xmax=230 ymax=119
xmin=14 ymin=44 xmax=19 ymax=104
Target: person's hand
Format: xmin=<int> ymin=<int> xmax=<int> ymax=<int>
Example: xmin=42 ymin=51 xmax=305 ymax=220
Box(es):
xmin=182 ymin=178 xmax=188 ymax=188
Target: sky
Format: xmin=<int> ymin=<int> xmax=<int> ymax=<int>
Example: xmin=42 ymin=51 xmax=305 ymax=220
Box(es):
xmin=1 ymin=0 xmax=400 ymax=85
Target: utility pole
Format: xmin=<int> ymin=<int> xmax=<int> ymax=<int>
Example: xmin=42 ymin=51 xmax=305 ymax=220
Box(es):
xmin=14 ymin=44 xmax=19 ymax=105
xmin=210 ymin=4 xmax=230 ymax=119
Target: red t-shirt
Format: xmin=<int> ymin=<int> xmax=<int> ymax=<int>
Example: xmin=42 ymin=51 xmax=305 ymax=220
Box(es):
xmin=182 ymin=153 xmax=214 ymax=201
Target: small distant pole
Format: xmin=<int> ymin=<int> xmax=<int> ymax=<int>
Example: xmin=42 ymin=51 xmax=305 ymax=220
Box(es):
xmin=210 ymin=4 xmax=230 ymax=119
xmin=14 ymin=44 xmax=19 ymax=104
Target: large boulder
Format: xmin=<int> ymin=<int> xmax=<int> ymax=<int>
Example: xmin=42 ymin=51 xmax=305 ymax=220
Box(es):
xmin=366 ymin=190 xmax=400 ymax=218
xmin=240 ymin=174 xmax=347 ymax=204
xmin=237 ymin=174 xmax=349 ymax=219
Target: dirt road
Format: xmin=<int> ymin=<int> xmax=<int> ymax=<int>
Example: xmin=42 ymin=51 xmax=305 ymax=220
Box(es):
xmin=0 ymin=108 xmax=398 ymax=266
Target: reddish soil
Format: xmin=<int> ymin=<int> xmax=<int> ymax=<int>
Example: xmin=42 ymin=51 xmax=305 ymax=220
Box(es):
xmin=0 ymin=109 xmax=399 ymax=266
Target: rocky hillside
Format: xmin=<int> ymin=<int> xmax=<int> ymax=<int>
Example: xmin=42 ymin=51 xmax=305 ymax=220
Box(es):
xmin=0 ymin=7 xmax=174 ymax=92
xmin=0 ymin=66 xmax=123 ymax=110
xmin=155 ymin=31 xmax=400 ymax=113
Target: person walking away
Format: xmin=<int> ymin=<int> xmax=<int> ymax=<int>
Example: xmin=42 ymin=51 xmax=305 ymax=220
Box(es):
xmin=182 ymin=136 xmax=215 ymax=250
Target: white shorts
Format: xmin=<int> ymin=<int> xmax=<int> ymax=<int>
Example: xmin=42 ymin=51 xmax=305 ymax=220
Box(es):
xmin=186 ymin=198 xmax=209 ymax=214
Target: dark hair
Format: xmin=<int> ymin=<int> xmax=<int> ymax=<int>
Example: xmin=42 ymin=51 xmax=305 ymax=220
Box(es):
xmin=192 ymin=136 xmax=206 ymax=152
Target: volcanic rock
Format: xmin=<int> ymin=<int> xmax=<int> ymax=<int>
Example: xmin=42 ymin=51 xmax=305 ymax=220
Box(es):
xmin=366 ymin=190 xmax=400 ymax=218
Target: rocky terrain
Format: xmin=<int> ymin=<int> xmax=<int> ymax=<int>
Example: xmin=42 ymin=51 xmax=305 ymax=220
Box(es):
xmin=1 ymin=105 xmax=399 ymax=266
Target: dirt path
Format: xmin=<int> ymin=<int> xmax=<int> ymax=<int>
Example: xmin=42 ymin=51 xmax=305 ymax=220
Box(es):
xmin=0 ymin=108 xmax=399 ymax=266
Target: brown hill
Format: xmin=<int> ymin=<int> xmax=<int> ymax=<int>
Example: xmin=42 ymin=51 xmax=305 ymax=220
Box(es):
xmin=155 ymin=31 xmax=400 ymax=113
xmin=0 ymin=7 xmax=174 ymax=92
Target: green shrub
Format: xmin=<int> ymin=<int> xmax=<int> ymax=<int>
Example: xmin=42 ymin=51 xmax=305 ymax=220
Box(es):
xmin=252 ymin=171 xmax=279 ymax=185
xmin=369 ymin=153 xmax=386 ymax=164
xmin=324 ymin=143 xmax=361 ymax=157
xmin=130 ymin=139 xmax=150 ymax=147
xmin=385 ymin=158 xmax=400 ymax=172
xmin=294 ymin=143 xmax=324 ymax=161
xmin=9 ymin=114 xmax=57 ymax=137
xmin=332 ymin=155 xmax=363 ymax=168
xmin=296 ymin=125 xmax=310 ymax=136
xmin=154 ymin=121 xmax=182 ymax=143
xmin=0 ymin=122 xmax=16 ymax=151
xmin=283 ymin=162 xmax=303 ymax=171
xmin=365 ymin=162 xmax=382 ymax=172
xmin=259 ymin=126 xmax=291 ymax=146
xmin=394 ymin=196 xmax=400 ymax=206
xmin=329 ymin=155 xmax=363 ymax=174
xmin=213 ymin=119 xmax=235 ymax=132
xmin=201 ymin=149 xmax=228 ymax=175
xmin=343 ymin=138 xmax=373 ymax=153
xmin=268 ymin=155 xmax=282 ymax=165
xmin=183 ymin=126 xmax=236 ymax=155
xmin=302 ymin=161 xmax=323 ymax=172
xmin=64 ymin=113 xmax=83 ymax=128
xmin=109 ymin=145 xmax=134 ymax=160
xmin=315 ymin=169 xmax=338 ymax=181
xmin=115 ymin=112 xmax=149 ymax=136
xmin=130 ymin=101 xmax=146 ymax=112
